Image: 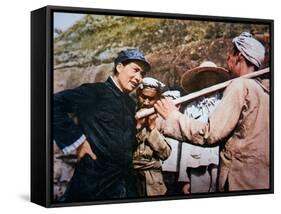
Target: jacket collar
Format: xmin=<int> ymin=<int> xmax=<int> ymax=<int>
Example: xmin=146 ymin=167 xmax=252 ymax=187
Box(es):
xmin=105 ymin=76 xmax=124 ymax=97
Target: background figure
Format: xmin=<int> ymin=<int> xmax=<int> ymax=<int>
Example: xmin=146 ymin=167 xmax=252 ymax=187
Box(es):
xmin=53 ymin=143 xmax=77 ymax=200
xmin=134 ymin=77 xmax=171 ymax=196
xmin=160 ymin=90 xmax=183 ymax=195
xmin=179 ymin=92 xmax=222 ymax=193
xmin=177 ymin=61 xmax=230 ymax=194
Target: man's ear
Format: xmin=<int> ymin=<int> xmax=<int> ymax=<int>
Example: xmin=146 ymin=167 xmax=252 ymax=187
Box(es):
xmin=116 ymin=63 xmax=123 ymax=74
xmin=236 ymin=52 xmax=244 ymax=64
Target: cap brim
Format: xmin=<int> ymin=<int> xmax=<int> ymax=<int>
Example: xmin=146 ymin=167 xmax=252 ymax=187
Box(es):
xmin=123 ymin=59 xmax=151 ymax=72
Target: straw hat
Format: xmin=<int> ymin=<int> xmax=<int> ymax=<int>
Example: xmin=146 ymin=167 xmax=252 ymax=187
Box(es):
xmin=181 ymin=61 xmax=231 ymax=93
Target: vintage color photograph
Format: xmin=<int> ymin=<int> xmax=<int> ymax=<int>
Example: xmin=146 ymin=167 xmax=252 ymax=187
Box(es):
xmin=52 ymin=10 xmax=271 ymax=204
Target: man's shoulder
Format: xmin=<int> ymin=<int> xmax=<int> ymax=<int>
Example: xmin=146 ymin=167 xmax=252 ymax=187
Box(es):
xmin=80 ymin=82 xmax=106 ymax=89
xmin=233 ymin=77 xmax=267 ymax=89
xmin=231 ymin=77 xmax=251 ymax=85
xmin=78 ymin=82 xmax=108 ymax=94
xmin=54 ymin=82 xmax=105 ymax=98
xmin=228 ymin=77 xmax=257 ymax=91
xmin=227 ymin=77 xmax=268 ymax=96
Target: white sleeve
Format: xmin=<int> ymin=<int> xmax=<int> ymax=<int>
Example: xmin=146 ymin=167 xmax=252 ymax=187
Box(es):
xmin=54 ymin=134 xmax=86 ymax=155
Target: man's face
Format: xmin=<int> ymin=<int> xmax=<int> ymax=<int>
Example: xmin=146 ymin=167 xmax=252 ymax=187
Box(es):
xmin=116 ymin=61 xmax=146 ymax=93
xmin=137 ymin=87 xmax=158 ymax=108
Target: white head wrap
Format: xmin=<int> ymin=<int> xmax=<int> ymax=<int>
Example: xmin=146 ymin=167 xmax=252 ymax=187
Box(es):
xmin=232 ymin=32 xmax=265 ymax=68
xmin=162 ymin=90 xmax=181 ymax=100
xmin=139 ymin=77 xmax=165 ymax=90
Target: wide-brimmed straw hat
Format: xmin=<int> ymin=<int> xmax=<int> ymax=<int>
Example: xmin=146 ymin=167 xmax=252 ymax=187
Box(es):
xmin=181 ymin=61 xmax=231 ymax=93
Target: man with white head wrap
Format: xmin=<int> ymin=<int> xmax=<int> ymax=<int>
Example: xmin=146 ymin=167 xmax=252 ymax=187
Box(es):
xmin=155 ymin=32 xmax=270 ymax=192
xmin=232 ymin=32 xmax=265 ymax=69
xmin=133 ymin=77 xmax=171 ymax=196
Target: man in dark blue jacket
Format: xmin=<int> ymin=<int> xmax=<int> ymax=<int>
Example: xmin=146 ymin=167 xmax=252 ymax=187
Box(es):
xmin=53 ymin=49 xmax=151 ymax=202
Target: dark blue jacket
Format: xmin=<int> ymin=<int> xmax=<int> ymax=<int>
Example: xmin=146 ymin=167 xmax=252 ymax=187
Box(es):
xmin=53 ymin=77 xmax=138 ymax=202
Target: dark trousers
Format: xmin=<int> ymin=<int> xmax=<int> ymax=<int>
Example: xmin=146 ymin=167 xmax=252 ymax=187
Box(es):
xmin=162 ymin=171 xmax=183 ymax=196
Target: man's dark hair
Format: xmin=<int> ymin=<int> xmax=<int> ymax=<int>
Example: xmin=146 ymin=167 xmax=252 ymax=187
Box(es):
xmin=113 ymin=60 xmax=132 ymax=74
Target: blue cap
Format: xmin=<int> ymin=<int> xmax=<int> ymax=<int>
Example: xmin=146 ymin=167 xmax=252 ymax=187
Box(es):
xmin=114 ymin=48 xmax=151 ymax=71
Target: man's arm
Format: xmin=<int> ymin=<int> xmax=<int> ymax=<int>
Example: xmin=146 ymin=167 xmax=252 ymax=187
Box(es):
xmin=136 ymin=111 xmax=171 ymax=160
xmin=145 ymin=113 xmax=171 ymax=160
xmin=53 ymin=84 xmax=96 ymax=155
xmin=155 ymin=79 xmax=248 ymax=145
xmin=146 ymin=128 xmax=171 ymax=160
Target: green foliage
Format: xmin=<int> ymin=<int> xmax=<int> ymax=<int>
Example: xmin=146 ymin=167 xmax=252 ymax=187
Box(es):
xmin=53 ymin=14 xmax=270 ymax=91
xmin=55 ymin=15 xmax=268 ymax=60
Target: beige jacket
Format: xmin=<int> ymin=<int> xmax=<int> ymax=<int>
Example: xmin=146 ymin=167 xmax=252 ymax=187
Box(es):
xmin=133 ymin=128 xmax=171 ymax=196
xmin=161 ymin=78 xmax=270 ymax=191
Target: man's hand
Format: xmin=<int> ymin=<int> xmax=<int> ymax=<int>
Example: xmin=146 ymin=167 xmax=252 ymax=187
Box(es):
xmin=147 ymin=113 xmax=157 ymax=131
xmin=136 ymin=109 xmax=157 ymax=131
xmin=154 ymin=97 xmax=179 ymax=120
xmin=136 ymin=117 xmax=146 ymax=130
xmin=76 ymin=140 xmax=97 ymax=160
xmin=182 ymin=182 xmax=191 ymax=194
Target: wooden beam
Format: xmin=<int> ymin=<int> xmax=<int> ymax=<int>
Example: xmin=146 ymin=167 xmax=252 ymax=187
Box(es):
xmin=135 ymin=67 xmax=270 ymax=119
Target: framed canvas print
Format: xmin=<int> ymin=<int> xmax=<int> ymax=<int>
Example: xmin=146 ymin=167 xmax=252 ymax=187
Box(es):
xmin=31 ymin=5 xmax=274 ymax=207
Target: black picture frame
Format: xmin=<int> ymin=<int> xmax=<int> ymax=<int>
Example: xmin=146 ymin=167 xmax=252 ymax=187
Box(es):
xmin=31 ymin=5 xmax=274 ymax=208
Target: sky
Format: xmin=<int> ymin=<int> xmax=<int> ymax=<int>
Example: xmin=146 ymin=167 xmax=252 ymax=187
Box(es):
xmin=54 ymin=12 xmax=85 ymax=37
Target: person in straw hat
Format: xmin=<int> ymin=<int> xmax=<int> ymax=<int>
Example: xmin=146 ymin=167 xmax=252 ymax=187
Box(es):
xmin=181 ymin=61 xmax=231 ymax=94
xmin=155 ymin=32 xmax=270 ymax=192
xmin=178 ymin=61 xmax=230 ymax=194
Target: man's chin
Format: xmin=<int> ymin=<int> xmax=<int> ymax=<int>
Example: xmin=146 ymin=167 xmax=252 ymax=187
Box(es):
xmin=128 ymin=86 xmax=138 ymax=92
xmin=123 ymin=85 xmax=136 ymax=93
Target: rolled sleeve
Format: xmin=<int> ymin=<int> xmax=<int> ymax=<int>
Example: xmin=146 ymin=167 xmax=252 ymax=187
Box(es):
xmin=53 ymin=84 xmax=96 ymax=152
xmin=161 ymin=79 xmax=248 ymax=146
xmin=146 ymin=128 xmax=171 ymax=160
xmin=59 ymin=134 xmax=86 ymax=154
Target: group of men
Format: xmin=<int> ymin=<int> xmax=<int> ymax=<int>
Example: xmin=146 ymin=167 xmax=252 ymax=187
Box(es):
xmin=53 ymin=32 xmax=270 ymax=202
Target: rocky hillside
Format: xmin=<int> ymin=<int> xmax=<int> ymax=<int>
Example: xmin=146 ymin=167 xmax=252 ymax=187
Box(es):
xmin=53 ymin=14 xmax=270 ymax=93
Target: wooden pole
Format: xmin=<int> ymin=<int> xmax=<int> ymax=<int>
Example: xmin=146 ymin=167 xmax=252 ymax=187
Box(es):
xmin=135 ymin=67 xmax=270 ymax=119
